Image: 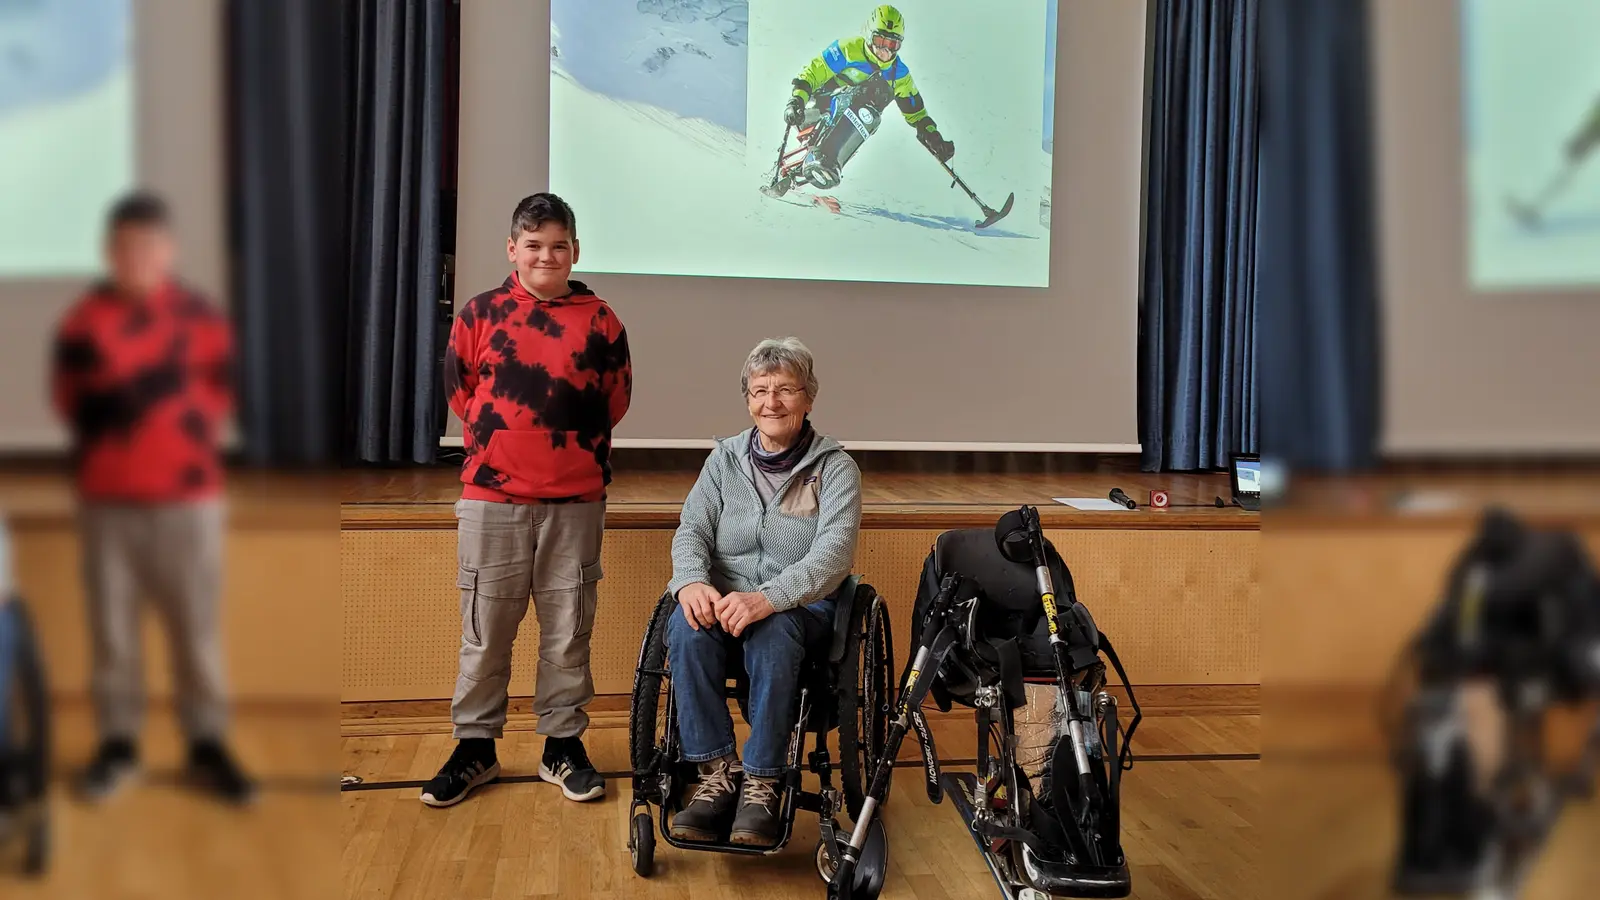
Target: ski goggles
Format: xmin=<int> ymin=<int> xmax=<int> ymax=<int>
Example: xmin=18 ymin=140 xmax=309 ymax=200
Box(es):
xmin=870 ymin=30 xmax=902 ymax=53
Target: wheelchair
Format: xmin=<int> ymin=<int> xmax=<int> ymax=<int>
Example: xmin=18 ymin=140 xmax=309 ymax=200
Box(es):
xmin=897 ymin=507 xmax=1141 ymax=899
xmin=627 ymin=576 xmax=896 ymax=898
xmin=0 ymin=589 xmax=51 ymax=876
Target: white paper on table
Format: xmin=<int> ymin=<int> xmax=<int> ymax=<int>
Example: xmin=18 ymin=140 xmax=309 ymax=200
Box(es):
xmin=1391 ymin=490 xmax=1467 ymax=514
xmin=1052 ymin=497 xmax=1132 ymax=511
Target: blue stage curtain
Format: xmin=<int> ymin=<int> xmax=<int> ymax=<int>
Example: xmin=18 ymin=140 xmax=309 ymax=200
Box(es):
xmin=1139 ymin=0 xmax=1260 ymax=472
xmin=344 ymin=0 xmax=451 ymax=464
xmin=1256 ymin=0 xmax=1382 ymax=471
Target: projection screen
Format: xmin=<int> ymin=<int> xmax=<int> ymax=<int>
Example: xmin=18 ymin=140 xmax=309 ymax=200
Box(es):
xmin=455 ymin=0 xmax=1147 ymax=450
xmin=0 ymin=0 xmax=226 ymax=451
xmin=1375 ymin=0 xmax=1600 ymax=454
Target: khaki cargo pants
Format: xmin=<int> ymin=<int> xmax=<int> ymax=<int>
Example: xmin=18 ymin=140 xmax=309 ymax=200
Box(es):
xmin=451 ymin=499 xmax=605 ymax=739
xmin=79 ymin=501 xmax=229 ymax=742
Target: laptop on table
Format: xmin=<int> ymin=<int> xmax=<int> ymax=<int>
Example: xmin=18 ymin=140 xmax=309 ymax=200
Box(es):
xmin=1230 ymin=453 xmax=1261 ymax=511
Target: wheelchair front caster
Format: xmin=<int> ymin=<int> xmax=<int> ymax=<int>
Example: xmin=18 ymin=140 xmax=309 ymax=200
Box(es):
xmin=818 ymin=818 xmax=888 ymax=900
xmin=629 ymin=811 xmax=654 ymax=878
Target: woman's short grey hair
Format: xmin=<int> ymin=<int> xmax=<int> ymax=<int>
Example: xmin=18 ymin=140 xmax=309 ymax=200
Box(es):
xmin=741 ymin=337 xmax=819 ymax=399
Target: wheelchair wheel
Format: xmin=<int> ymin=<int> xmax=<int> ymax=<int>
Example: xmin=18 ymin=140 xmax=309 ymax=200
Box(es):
xmin=816 ymin=818 xmax=888 ymax=900
xmin=838 ymin=586 xmax=895 ymax=818
xmin=629 ymin=811 xmax=655 ymax=878
xmin=3 ymin=600 xmax=50 ymax=877
xmin=629 ymin=594 xmax=676 ymax=782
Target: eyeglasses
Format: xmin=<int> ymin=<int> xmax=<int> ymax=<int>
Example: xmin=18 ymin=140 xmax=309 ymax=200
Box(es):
xmin=746 ymin=386 xmax=805 ymax=401
xmin=870 ymin=31 xmax=901 ymax=52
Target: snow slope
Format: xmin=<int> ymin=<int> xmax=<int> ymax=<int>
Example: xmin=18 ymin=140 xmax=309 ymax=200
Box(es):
xmin=0 ymin=61 xmax=133 ymax=276
xmin=552 ymin=0 xmax=748 ymax=134
xmin=1044 ymin=0 xmax=1057 ymax=153
xmin=0 ymin=0 xmax=132 ymax=277
xmin=0 ymin=0 xmax=127 ymax=120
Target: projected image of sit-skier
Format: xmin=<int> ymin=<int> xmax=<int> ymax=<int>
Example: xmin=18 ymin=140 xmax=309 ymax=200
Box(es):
xmin=1503 ymin=92 xmax=1600 ymax=234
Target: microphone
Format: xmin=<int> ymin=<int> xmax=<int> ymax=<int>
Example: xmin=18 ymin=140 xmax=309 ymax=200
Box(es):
xmin=1108 ymin=487 xmax=1136 ymax=509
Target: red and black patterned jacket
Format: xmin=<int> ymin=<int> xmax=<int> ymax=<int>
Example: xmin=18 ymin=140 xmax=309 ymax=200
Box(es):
xmin=446 ymin=275 xmax=632 ymax=503
xmin=51 ymin=281 xmax=234 ymax=503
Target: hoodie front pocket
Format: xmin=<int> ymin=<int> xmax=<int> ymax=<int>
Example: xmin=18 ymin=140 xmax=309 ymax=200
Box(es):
xmin=482 ymin=429 xmax=606 ymax=497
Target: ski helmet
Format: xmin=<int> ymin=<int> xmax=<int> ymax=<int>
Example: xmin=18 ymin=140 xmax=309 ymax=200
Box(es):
xmin=865 ymin=5 xmax=905 ymax=55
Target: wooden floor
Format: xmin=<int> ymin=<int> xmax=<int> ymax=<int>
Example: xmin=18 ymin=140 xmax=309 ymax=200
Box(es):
xmin=1265 ymin=759 xmax=1600 ymax=900
xmin=341 ymin=715 xmax=1259 ymax=900
xmin=4 ymin=704 xmax=335 ymax=900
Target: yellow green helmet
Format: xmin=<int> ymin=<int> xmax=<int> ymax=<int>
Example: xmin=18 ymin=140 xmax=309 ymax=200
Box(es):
xmin=865 ymin=4 xmax=905 ymax=44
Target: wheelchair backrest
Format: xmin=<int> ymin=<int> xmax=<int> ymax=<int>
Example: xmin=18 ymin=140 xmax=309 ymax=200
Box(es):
xmin=912 ymin=526 xmax=1103 ymax=710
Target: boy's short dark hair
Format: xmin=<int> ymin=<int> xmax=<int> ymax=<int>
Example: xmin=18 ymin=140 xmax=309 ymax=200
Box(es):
xmin=510 ymin=192 xmax=577 ymax=241
xmin=106 ymin=191 xmax=171 ymax=233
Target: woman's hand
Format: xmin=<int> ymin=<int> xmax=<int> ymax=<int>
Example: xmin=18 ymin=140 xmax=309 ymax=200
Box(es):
xmin=718 ymin=591 xmax=776 ymax=637
xmin=678 ymin=582 xmax=722 ymax=630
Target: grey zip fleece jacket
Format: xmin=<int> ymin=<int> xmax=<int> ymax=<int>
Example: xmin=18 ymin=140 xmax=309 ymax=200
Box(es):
xmin=667 ymin=428 xmax=862 ymax=612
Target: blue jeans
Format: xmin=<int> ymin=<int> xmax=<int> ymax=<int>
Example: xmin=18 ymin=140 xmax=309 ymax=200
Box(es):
xmin=666 ymin=598 xmax=835 ymax=778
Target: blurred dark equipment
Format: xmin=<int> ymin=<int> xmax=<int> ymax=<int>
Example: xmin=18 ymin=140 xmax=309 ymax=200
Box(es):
xmin=0 ymin=528 xmax=50 ymax=878
xmin=1384 ymin=509 xmax=1600 ymax=898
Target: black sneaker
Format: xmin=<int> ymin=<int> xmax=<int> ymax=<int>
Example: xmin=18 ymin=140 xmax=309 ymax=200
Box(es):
xmin=187 ymin=739 xmax=257 ymax=806
xmin=420 ymin=738 xmax=500 ymax=808
xmin=669 ymin=758 xmax=742 ymax=842
xmin=729 ymin=774 xmax=783 ymax=847
xmin=538 ymin=735 xmax=605 ymax=802
xmin=75 ymin=738 xmax=139 ymax=803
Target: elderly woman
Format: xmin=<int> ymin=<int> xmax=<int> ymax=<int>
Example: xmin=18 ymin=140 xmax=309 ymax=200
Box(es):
xmin=665 ymin=337 xmax=863 ymax=847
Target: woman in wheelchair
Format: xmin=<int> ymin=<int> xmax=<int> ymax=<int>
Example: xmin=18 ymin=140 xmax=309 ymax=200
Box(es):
xmin=662 ymin=337 xmax=862 ymax=847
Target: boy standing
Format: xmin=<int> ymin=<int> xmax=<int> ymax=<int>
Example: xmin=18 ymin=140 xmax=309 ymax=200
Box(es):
xmin=422 ymin=193 xmax=632 ymax=807
xmin=51 ymin=192 xmax=253 ymax=804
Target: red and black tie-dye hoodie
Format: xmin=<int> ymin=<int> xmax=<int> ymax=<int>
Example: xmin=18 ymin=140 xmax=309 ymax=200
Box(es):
xmin=445 ymin=275 xmax=632 ymax=503
xmin=51 ymin=281 xmax=234 ymax=503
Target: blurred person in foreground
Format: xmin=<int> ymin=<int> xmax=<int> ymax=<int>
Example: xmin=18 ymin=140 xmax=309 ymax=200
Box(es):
xmin=50 ymin=192 xmax=254 ymax=804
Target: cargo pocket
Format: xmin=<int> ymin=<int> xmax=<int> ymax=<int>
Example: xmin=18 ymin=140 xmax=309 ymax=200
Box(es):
xmin=458 ymin=565 xmax=483 ymax=647
xmin=575 ymin=559 xmax=603 ymax=638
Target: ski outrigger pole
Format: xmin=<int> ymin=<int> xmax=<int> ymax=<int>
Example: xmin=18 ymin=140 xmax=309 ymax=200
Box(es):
xmin=928 ymin=147 xmax=1014 ymax=229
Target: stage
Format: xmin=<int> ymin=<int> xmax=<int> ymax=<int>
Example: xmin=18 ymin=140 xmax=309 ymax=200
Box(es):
xmin=16 ymin=460 xmax=1600 ymax=724
xmin=338 ymin=465 xmax=1259 ymax=710
xmin=0 ymin=462 xmax=1258 ymax=715
xmin=340 ymin=464 xmax=1257 ymax=529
